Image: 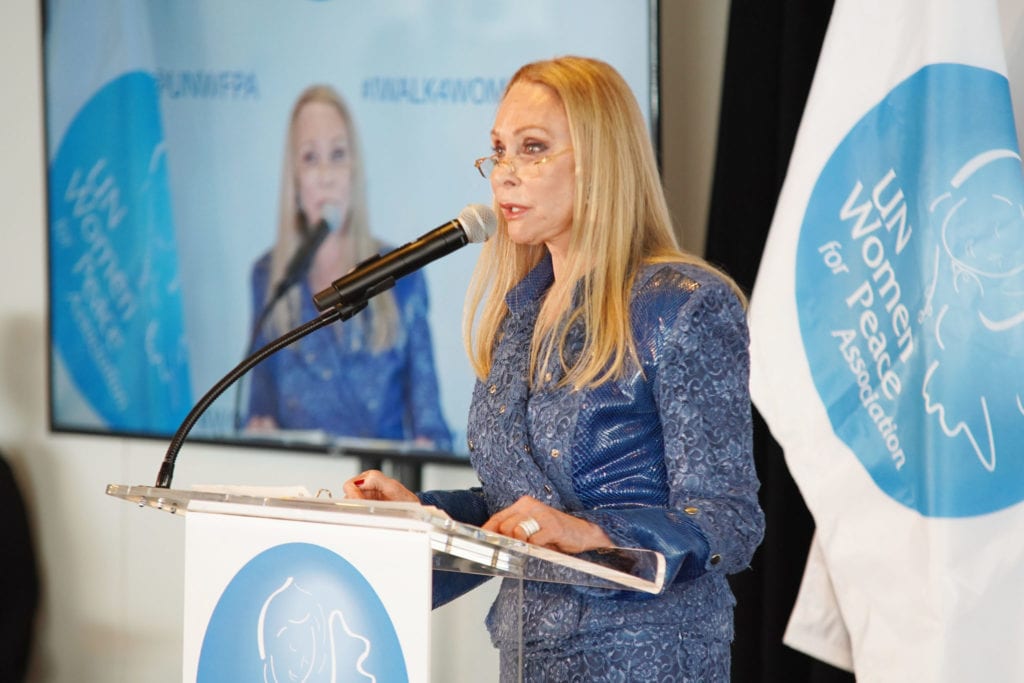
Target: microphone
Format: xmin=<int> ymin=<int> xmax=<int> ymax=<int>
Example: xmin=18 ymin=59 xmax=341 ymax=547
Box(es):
xmin=313 ymin=203 xmax=497 ymax=310
xmin=272 ymin=204 xmax=342 ymax=300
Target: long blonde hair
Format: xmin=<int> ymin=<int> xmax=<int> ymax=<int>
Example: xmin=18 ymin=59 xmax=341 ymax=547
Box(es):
xmin=464 ymin=56 xmax=744 ymax=389
xmin=267 ymin=84 xmax=399 ymax=350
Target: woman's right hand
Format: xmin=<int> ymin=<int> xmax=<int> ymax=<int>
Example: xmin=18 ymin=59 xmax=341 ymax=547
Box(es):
xmin=342 ymin=469 xmax=419 ymax=502
xmin=245 ymin=415 xmax=279 ymax=432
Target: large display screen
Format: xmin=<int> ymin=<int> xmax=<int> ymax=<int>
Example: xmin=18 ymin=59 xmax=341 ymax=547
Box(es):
xmin=45 ymin=0 xmax=658 ymax=461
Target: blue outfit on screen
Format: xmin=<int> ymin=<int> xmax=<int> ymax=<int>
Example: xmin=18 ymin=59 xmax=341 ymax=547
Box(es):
xmin=246 ymin=251 xmax=453 ymax=449
xmin=420 ymin=256 xmax=764 ymax=681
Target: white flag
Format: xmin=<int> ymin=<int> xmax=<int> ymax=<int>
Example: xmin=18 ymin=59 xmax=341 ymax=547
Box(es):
xmin=749 ymin=0 xmax=1024 ymax=680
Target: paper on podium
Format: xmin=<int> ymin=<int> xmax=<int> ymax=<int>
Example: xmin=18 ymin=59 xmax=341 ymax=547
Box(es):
xmin=191 ymin=483 xmax=314 ymax=498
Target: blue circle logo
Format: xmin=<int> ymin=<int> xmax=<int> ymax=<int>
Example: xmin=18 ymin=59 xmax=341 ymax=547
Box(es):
xmin=49 ymin=71 xmax=192 ymax=433
xmin=197 ymin=542 xmax=408 ymax=682
xmin=796 ymin=63 xmax=1024 ymax=517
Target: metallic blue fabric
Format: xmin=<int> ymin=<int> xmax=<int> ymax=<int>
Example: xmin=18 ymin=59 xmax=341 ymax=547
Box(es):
xmin=246 ymin=252 xmax=453 ymax=448
xmin=426 ymin=255 xmax=764 ymax=681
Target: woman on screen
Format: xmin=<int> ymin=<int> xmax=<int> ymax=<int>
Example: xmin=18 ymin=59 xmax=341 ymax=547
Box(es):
xmin=245 ymin=84 xmax=452 ymax=449
xmin=342 ymin=56 xmax=764 ymax=680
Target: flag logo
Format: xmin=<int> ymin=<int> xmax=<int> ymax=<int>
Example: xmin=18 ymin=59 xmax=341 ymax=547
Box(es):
xmin=794 ymin=63 xmax=1024 ymax=518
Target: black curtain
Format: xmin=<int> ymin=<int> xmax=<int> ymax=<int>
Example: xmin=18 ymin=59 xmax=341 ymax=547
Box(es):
xmin=703 ymin=2 xmax=855 ymax=682
xmin=0 ymin=453 xmax=39 ymax=682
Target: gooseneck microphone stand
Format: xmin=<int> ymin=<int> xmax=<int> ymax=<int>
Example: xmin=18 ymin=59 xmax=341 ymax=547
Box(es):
xmin=154 ymin=299 xmax=366 ymax=489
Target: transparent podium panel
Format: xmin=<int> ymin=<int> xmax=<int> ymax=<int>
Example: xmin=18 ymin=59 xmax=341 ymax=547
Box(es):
xmin=107 ymin=484 xmax=665 ymax=593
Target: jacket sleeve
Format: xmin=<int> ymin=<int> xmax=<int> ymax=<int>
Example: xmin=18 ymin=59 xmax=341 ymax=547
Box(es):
xmin=400 ymin=272 xmax=454 ymax=450
xmin=246 ymin=254 xmax=279 ymax=422
xmin=417 ymin=487 xmax=493 ymax=607
xmin=578 ymin=279 xmax=765 ymax=592
xmin=418 ymin=487 xmax=490 ymax=526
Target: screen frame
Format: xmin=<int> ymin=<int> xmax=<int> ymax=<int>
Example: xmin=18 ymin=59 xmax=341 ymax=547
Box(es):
xmin=43 ymin=0 xmax=663 ymax=467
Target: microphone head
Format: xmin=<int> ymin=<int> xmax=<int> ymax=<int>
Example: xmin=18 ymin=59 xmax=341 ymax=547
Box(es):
xmin=322 ymin=203 xmax=343 ymax=232
xmin=458 ymin=203 xmax=498 ymax=243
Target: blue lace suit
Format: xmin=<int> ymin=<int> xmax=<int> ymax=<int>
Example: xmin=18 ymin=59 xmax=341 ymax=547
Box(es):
xmin=421 ymin=256 xmax=764 ymax=681
xmin=246 ymin=252 xmax=452 ymax=449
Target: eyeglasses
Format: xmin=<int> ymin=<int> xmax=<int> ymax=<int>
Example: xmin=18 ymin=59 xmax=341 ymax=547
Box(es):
xmin=473 ymin=147 xmax=572 ymax=179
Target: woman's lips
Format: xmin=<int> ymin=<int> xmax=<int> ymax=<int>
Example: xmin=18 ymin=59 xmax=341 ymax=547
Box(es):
xmin=500 ymin=203 xmax=528 ymax=220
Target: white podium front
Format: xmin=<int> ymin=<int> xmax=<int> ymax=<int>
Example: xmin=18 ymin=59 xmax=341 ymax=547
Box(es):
xmin=107 ymin=484 xmax=665 ymax=682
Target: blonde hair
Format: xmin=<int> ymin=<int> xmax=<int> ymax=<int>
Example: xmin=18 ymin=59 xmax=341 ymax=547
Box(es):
xmin=267 ymin=84 xmax=399 ymax=350
xmin=464 ymin=56 xmax=744 ymax=389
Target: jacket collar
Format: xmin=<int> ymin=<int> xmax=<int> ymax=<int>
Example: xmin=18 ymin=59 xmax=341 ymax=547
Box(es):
xmin=505 ymin=252 xmax=554 ymax=314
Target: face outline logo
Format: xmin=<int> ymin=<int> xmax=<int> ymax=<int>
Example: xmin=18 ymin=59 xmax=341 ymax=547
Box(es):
xmin=795 ymin=63 xmax=1024 ymax=518
xmin=257 ymin=575 xmax=378 ymax=683
xmin=197 ymin=542 xmax=408 ymax=682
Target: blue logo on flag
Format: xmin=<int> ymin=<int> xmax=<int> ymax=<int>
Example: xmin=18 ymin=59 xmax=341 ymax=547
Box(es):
xmin=49 ymin=71 xmax=192 ymax=434
xmin=197 ymin=542 xmax=408 ymax=682
xmin=796 ymin=63 xmax=1024 ymax=517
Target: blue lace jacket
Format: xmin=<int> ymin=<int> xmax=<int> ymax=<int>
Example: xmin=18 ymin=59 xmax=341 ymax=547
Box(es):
xmin=421 ymin=255 xmax=764 ymax=669
xmin=246 ymin=251 xmax=453 ymax=449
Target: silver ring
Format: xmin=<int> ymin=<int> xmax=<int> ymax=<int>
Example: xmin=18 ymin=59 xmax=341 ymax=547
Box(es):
xmin=517 ymin=517 xmax=541 ymax=538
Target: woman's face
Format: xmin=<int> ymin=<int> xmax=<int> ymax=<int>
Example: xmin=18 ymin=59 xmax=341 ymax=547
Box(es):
xmin=489 ymin=81 xmax=575 ymax=260
xmin=293 ymin=100 xmax=351 ymax=228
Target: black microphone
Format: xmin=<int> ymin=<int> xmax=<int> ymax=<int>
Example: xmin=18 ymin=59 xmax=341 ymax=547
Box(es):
xmin=272 ymin=204 xmax=342 ymax=300
xmin=313 ymin=203 xmax=497 ymax=310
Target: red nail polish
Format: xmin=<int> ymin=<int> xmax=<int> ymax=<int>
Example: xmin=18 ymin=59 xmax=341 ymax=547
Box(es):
xmin=353 ymin=478 xmax=365 ymax=486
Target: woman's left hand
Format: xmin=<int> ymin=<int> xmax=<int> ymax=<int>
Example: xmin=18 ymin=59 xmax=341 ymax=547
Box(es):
xmin=482 ymin=495 xmax=613 ymax=554
xmin=341 ymin=469 xmax=418 ymax=502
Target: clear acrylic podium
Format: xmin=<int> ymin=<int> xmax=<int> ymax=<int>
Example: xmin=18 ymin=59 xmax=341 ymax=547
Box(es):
xmin=107 ymin=483 xmax=665 ymax=682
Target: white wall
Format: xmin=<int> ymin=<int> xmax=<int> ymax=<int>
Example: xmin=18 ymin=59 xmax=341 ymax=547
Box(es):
xmin=661 ymin=1 xmax=731 ymax=256
xmin=0 ymin=1 xmax=729 ymax=681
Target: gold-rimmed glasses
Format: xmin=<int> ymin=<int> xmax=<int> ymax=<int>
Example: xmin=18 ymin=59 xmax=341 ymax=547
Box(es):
xmin=473 ymin=147 xmax=572 ymax=179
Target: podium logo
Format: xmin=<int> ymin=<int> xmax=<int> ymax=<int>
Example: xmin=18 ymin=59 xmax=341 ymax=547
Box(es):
xmin=795 ymin=63 xmax=1024 ymax=517
xmin=197 ymin=542 xmax=408 ymax=682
